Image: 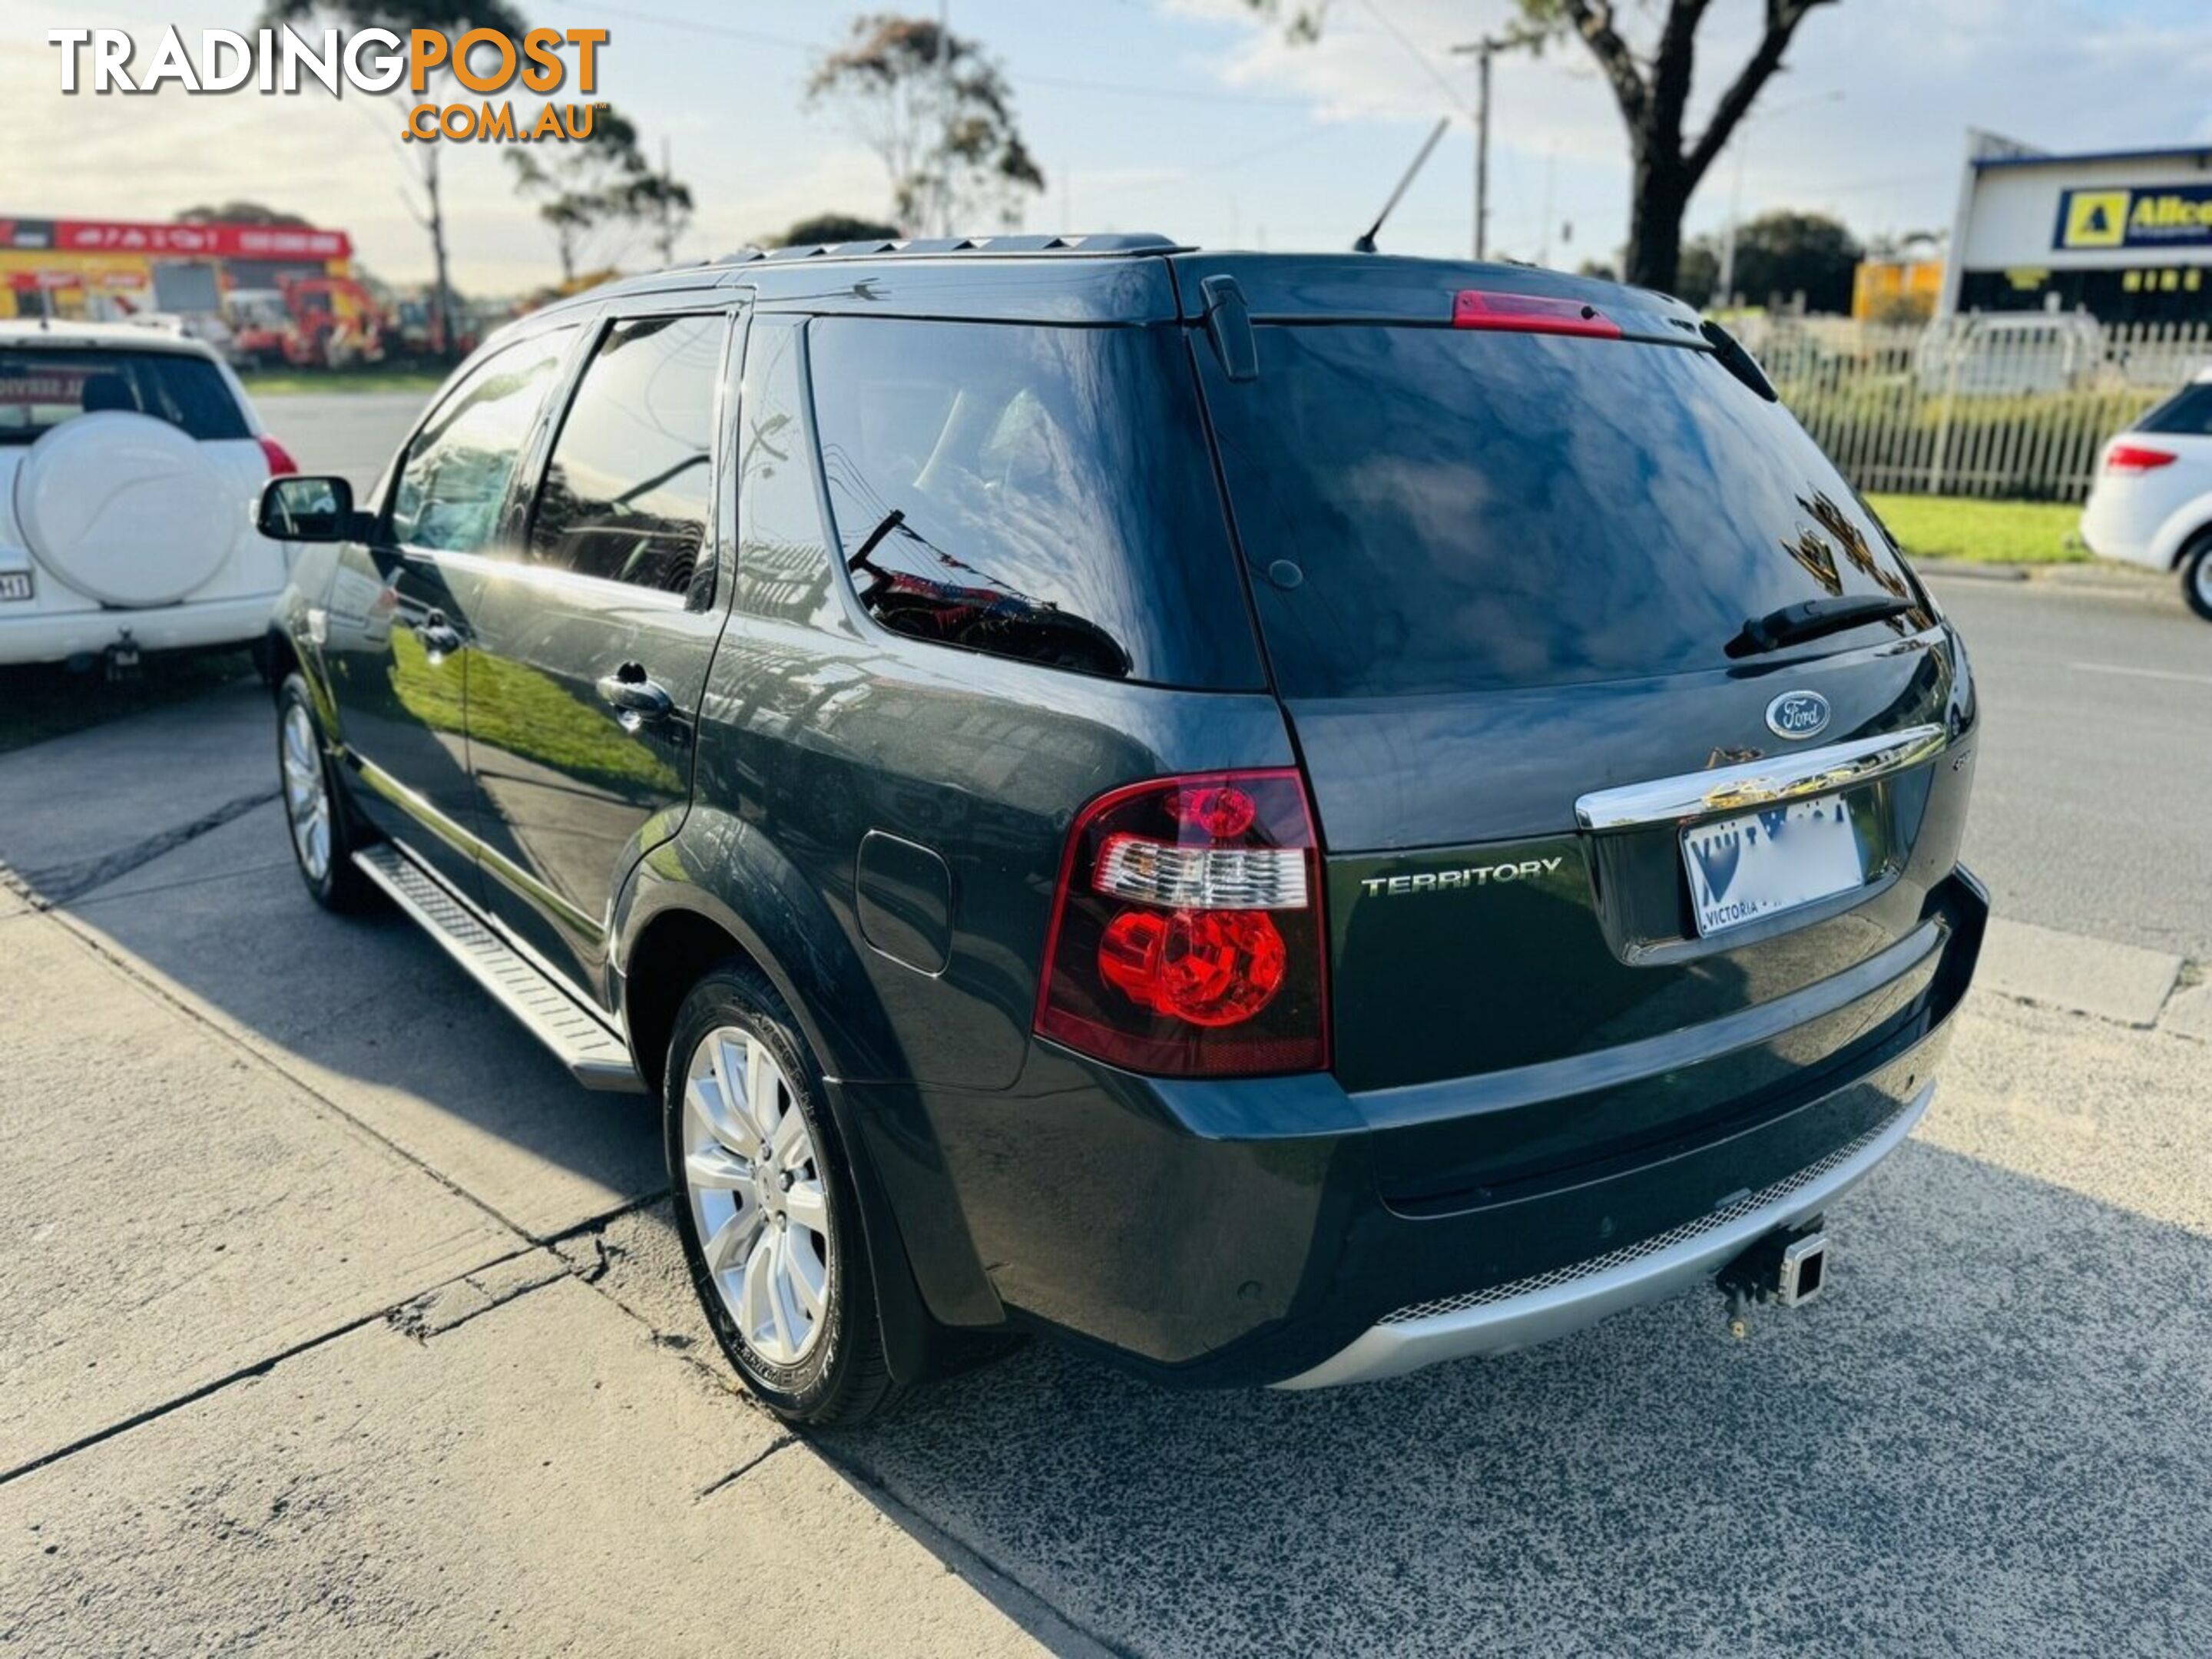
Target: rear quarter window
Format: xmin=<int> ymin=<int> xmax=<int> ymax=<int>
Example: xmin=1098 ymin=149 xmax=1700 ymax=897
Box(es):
xmin=0 ymin=348 xmax=247 ymax=443
xmin=2135 ymin=383 xmax=2212 ymax=436
xmin=806 ymin=316 xmax=1265 ymax=690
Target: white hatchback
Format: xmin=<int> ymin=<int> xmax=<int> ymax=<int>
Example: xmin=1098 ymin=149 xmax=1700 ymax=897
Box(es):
xmin=2080 ymin=370 xmax=2212 ymax=621
xmin=0 ymin=319 xmax=298 ymax=667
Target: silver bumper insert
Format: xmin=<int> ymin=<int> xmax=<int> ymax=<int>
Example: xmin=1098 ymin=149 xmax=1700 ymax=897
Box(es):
xmin=1274 ymin=1081 xmax=1934 ymax=1390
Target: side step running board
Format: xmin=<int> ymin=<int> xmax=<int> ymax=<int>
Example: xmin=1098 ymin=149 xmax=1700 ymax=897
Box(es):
xmin=353 ymin=844 xmax=644 ymax=1094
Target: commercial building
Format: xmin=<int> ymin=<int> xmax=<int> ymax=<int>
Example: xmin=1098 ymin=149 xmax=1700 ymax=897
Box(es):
xmin=1939 ymin=132 xmax=2212 ymax=322
xmin=0 ymin=216 xmax=353 ymax=322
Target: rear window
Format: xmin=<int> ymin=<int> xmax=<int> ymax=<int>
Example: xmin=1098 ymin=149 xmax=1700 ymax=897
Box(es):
xmin=2135 ymin=382 xmax=2212 ymax=436
xmin=0 ymin=348 xmax=247 ymax=444
xmin=1197 ymin=326 xmax=1930 ymax=698
xmin=807 ymin=317 xmax=1264 ymax=690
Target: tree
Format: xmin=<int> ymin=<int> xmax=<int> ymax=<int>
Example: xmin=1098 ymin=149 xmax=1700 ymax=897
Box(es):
xmin=1242 ymin=0 xmax=1842 ymax=294
xmin=505 ymin=108 xmax=694 ymax=282
xmin=260 ymin=0 xmax=528 ymax=359
xmin=766 ymin=213 xmax=904 ymax=248
xmin=177 ymin=200 xmax=313 ymax=227
xmin=806 ymin=14 xmax=1045 ymax=236
xmin=1687 ymin=210 xmax=1859 ymax=311
xmin=1674 ymin=240 xmax=1721 ymax=308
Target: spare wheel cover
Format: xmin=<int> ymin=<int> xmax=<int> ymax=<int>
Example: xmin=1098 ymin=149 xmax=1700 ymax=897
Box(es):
xmin=15 ymin=411 xmax=236 ymax=607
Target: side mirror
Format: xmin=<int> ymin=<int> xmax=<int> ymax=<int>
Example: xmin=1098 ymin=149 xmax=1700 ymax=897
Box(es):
xmin=257 ymin=474 xmax=362 ymax=543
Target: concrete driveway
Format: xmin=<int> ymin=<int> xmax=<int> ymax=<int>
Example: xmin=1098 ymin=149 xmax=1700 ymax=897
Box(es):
xmin=3 ymin=641 xmax=2209 ymax=1653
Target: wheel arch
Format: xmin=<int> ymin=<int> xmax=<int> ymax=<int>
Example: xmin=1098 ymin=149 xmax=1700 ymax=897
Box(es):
xmin=612 ymin=806 xmax=997 ymax=1360
xmin=611 ymin=809 xmax=906 ymax=1094
xmin=2147 ymin=492 xmax=2212 ymax=571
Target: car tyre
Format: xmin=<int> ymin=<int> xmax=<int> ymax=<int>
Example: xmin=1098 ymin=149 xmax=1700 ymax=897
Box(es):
xmin=2181 ymin=538 xmax=2212 ymax=624
xmin=277 ymin=673 xmax=376 ymax=913
xmin=667 ymin=964 xmax=907 ymax=1428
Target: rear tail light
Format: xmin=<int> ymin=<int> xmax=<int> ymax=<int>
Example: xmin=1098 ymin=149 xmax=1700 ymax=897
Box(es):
xmin=257 ymin=435 xmax=300 ymax=476
xmin=2104 ymin=443 xmax=2177 ymax=474
xmin=1452 ymin=290 xmax=1621 ymax=339
xmin=1035 ymin=769 xmax=1329 ymax=1076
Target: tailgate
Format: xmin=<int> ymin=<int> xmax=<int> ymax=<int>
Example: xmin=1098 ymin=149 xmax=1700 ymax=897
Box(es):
xmin=1191 ymin=303 xmax=1976 ymax=1174
xmin=1304 ymin=632 xmax=1968 ymax=1099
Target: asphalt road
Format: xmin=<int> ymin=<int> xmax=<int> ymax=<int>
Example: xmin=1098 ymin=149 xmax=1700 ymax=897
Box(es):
xmin=1932 ymin=573 xmax=2212 ymax=962
xmin=255 ymin=388 xmax=427 ymax=492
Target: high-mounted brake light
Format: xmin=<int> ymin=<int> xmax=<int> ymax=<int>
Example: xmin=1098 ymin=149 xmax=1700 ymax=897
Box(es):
xmin=1035 ymin=769 xmax=1329 ymax=1076
xmin=1452 ymin=290 xmax=1622 ymax=339
xmin=2104 ymin=443 xmax=2177 ymax=474
xmin=257 ymin=436 xmax=300 ymax=476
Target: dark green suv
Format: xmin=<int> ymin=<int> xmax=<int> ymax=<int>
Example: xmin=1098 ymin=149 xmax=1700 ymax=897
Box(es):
xmin=256 ymin=236 xmax=1985 ymax=1425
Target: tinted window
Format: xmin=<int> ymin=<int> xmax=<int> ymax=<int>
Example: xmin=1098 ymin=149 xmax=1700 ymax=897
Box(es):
xmin=390 ymin=330 xmax=569 ymax=553
xmin=0 ymin=349 xmax=247 ymax=444
xmin=2137 ymin=383 xmax=2212 ymax=436
xmin=1198 ymin=326 xmax=1931 ymax=698
xmin=528 ymin=313 xmax=724 ymax=594
xmin=733 ymin=320 xmax=840 ymax=627
xmin=808 ymin=317 xmax=1263 ymax=689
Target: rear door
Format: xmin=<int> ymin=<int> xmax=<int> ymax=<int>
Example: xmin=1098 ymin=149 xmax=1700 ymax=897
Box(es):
xmin=462 ymin=299 xmax=739 ymax=1001
xmin=1192 ymin=310 xmax=1968 ymax=1161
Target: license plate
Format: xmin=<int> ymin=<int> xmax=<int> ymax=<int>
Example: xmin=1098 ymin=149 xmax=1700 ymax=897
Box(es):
xmin=1682 ymin=796 xmax=1869 ymax=937
xmin=0 ymin=571 xmax=30 ymax=602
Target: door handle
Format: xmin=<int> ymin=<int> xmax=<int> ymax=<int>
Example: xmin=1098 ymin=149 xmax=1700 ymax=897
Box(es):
xmin=597 ymin=666 xmax=674 ymax=731
xmin=413 ymin=610 xmax=465 ymax=661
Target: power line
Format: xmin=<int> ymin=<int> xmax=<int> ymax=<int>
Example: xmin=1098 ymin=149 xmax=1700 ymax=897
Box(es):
xmin=1355 ymin=0 xmax=1472 ymax=114
xmin=592 ymin=2 xmax=1316 ymax=108
xmin=1082 ymin=124 xmax=1339 ymax=204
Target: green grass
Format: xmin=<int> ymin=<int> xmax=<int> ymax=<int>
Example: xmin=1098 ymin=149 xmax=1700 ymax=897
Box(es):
xmin=1866 ymin=493 xmax=2088 ymax=566
xmin=240 ymin=369 xmax=446 ymax=397
xmin=0 ymin=649 xmax=255 ymax=755
xmin=389 ymin=628 xmax=680 ymax=797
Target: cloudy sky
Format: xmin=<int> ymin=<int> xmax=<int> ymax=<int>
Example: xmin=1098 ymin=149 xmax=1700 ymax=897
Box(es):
xmin=7 ymin=0 xmax=2211 ymax=294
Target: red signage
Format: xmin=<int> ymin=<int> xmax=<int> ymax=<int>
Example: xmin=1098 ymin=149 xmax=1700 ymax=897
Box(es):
xmin=0 ymin=218 xmax=351 ymax=260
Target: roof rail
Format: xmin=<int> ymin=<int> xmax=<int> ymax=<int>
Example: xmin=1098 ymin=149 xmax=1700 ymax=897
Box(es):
xmin=716 ymin=232 xmax=1187 ymax=267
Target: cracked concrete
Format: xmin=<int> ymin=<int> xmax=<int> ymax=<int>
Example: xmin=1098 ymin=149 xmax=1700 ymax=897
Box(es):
xmin=1 ymin=1278 xmax=1051 ymax=1658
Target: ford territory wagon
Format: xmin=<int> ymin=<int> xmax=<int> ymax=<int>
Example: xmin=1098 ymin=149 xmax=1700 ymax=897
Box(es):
xmin=254 ymin=236 xmax=1985 ymax=1425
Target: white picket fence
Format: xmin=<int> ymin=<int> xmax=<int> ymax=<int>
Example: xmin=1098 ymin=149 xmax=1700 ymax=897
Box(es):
xmin=1730 ymin=316 xmax=2212 ymax=502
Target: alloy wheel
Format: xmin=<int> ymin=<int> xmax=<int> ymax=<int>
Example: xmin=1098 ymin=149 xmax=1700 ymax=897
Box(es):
xmin=281 ymin=702 xmax=332 ymax=882
xmin=681 ymin=1025 xmax=832 ymax=1366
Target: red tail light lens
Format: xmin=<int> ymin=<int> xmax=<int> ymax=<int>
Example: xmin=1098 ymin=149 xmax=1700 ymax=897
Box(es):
xmin=257 ymin=436 xmax=300 ymax=476
xmin=1035 ymin=769 xmax=1329 ymax=1076
xmin=1452 ymin=290 xmax=1622 ymax=339
xmin=2105 ymin=443 xmax=2177 ymax=473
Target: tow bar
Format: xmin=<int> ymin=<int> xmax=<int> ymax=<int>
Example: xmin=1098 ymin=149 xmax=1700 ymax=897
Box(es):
xmin=1717 ymin=1221 xmax=1829 ymax=1338
xmin=103 ymin=632 xmax=141 ymax=684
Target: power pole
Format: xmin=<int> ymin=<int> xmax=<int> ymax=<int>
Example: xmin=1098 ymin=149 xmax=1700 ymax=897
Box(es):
xmin=421 ymin=147 xmax=455 ymax=363
xmin=1718 ymin=139 xmax=1746 ymax=306
xmin=1451 ymin=38 xmax=1506 ymax=261
xmin=656 ymin=137 xmax=677 ymax=266
xmin=937 ymin=0 xmax=952 ymax=237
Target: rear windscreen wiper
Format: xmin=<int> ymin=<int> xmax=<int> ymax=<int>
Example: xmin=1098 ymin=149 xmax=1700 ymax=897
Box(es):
xmin=1730 ymin=594 xmax=1917 ymax=657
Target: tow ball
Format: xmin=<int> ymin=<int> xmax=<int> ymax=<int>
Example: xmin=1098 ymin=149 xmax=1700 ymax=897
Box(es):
xmin=1716 ymin=1221 xmax=1829 ymax=1338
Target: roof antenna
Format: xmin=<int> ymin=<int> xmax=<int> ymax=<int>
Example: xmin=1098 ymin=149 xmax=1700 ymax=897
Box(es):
xmin=1354 ymin=117 xmax=1450 ymax=253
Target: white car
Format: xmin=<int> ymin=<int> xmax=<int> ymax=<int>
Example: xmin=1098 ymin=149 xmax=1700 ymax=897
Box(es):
xmin=2081 ymin=369 xmax=2212 ymax=621
xmin=0 ymin=319 xmax=298 ymax=669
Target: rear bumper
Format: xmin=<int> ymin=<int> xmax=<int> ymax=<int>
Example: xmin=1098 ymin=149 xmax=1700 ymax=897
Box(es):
xmin=0 ymin=591 xmax=277 ymax=665
xmin=1277 ymin=1078 xmax=1932 ymax=1388
xmin=855 ymin=869 xmax=1987 ymax=1389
